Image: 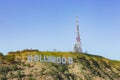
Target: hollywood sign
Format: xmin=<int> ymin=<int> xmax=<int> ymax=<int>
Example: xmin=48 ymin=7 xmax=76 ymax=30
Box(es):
xmin=27 ymin=55 xmax=73 ymax=64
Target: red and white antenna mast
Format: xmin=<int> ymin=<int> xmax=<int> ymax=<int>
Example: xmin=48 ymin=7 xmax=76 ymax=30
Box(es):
xmin=74 ymin=16 xmax=82 ymax=53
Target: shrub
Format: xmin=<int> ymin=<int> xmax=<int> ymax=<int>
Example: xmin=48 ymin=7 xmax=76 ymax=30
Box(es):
xmin=4 ymin=55 xmax=15 ymax=62
xmin=9 ymin=72 xmax=14 ymax=79
xmin=29 ymin=77 xmax=35 ymax=80
xmin=16 ymin=70 xmax=23 ymax=79
xmin=11 ymin=65 xmax=18 ymax=71
xmin=26 ymin=63 xmax=30 ymax=67
xmin=0 ymin=52 xmax=3 ymax=56
xmin=0 ymin=76 xmax=7 ymax=80
xmin=58 ymin=66 xmax=66 ymax=72
xmin=0 ymin=66 xmax=9 ymax=75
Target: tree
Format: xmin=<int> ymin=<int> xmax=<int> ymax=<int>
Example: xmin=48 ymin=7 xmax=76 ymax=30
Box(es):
xmin=0 ymin=52 xmax=4 ymax=61
xmin=0 ymin=52 xmax=3 ymax=56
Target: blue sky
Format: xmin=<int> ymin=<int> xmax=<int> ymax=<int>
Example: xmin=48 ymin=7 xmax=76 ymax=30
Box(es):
xmin=0 ymin=0 xmax=120 ymax=60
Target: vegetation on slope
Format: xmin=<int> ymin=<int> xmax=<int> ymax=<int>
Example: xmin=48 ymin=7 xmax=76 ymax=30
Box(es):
xmin=0 ymin=49 xmax=120 ymax=80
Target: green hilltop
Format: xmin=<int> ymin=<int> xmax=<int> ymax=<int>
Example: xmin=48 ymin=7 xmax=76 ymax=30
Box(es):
xmin=0 ymin=49 xmax=120 ymax=80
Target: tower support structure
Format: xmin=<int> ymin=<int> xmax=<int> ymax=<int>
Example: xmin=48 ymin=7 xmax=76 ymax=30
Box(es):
xmin=74 ymin=16 xmax=82 ymax=53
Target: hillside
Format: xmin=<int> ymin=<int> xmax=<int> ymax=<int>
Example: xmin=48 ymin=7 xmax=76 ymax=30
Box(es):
xmin=0 ymin=49 xmax=120 ymax=80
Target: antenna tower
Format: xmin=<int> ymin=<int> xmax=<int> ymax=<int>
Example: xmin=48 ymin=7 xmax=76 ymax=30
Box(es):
xmin=74 ymin=16 xmax=82 ymax=53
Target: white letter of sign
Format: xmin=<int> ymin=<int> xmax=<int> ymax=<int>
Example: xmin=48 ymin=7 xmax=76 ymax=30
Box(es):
xmin=62 ymin=57 xmax=66 ymax=64
xmin=68 ymin=57 xmax=73 ymax=64
xmin=56 ymin=57 xmax=61 ymax=64
xmin=39 ymin=55 xmax=43 ymax=62
xmin=27 ymin=55 xmax=33 ymax=62
xmin=34 ymin=55 xmax=39 ymax=62
xmin=44 ymin=55 xmax=48 ymax=62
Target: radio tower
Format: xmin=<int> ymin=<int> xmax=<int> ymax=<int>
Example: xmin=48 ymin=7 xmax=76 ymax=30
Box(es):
xmin=74 ymin=16 xmax=82 ymax=53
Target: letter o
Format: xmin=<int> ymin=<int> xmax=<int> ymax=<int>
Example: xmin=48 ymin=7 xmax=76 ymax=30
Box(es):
xmin=62 ymin=57 xmax=66 ymax=64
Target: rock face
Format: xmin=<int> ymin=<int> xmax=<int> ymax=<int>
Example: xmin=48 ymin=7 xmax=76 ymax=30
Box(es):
xmin=0 ymin=50 xmax=120 ymax=80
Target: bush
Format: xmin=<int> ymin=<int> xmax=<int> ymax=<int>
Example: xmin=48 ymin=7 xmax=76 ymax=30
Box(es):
xmin=29 ymin=77 xmax=35 ymax=80
xmin=0 ymin=52 xmax=3 ymax=56
xmin=58 ymin=66 xmax=66 ymax=72
xmin=9 ymin=72 xmax=14 ymax=79
xmin=26 ymin=63 xmax=30 ymax=67
xmin=0 ymin=66 xmax=9 ymax=75
xmin=11 ymin=65 xmax=18 ymax=71
xmin=17 ymin=70 xmax=23 ymax=79
xmin=0 ymin=75 xmax=7 ymax=80
xmin=4 ymin=55 xmax=15 ymax=62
